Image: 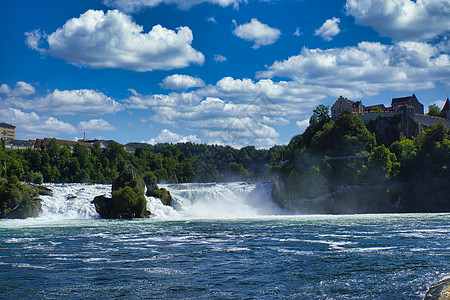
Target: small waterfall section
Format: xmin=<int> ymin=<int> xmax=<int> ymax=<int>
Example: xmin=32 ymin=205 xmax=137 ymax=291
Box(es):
xmin=37 ymin=181 xmax=284 ymax=219
xmin=39 ymin=184 xmax=110 ymax=219
xmin=159 ymin=181 xmax=285 ymax=218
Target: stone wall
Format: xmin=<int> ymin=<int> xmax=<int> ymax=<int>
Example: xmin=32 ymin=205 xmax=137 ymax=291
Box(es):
xmin=414 ymin=114 xmax=450 ymax=128
xmin=356 ymin=111 xmax=450 ymax=128
xmin=357 ymin=111 xmax=396 ymax=124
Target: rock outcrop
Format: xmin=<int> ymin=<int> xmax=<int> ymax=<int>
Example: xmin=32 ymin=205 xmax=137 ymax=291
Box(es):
xmin=92 ymin=166 xmax=149 ymax=219
xmin=424 ymin=277 xmax=450 ymax=300
xmin=144 ymin=172 xmax=172 ymax=206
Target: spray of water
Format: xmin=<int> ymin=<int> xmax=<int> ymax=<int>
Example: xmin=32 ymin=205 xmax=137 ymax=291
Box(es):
xmin=36 ymin=182 xmax=285 ymax=220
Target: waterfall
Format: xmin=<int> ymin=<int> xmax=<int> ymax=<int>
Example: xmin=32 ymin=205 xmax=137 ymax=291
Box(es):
xmin=39 ymin=184 xmax=110 ymax=219
xmin=158 ymin=181 xmax=285 ymax=218
xmin=37 ymin=181 xmax=285 ymax=219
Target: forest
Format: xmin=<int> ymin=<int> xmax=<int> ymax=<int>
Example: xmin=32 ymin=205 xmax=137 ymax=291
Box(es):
xmin=271 ymin=105 xmax=450 ymax=213
xmin=0 ymin=139 xmax=279 ymax=184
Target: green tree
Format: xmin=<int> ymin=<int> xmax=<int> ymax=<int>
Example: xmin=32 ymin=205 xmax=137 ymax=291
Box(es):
xmin=427 ymin=104 xmax=441 ymax=117
xmin=228 ymin=162 xmax=250 ymax=177
xmin=366 ymin=145 xmax=399 ymax=183
xmin=309 ymin=104 xmax=331 ymax=126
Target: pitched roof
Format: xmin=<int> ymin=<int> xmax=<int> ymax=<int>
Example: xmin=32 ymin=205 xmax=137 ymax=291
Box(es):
xmin=391 ymin=94 xmax=417 ymax=106
xmin=0 ymin=122 xmax=15 ymax=129
xmin=36 ymin=138 xmax=95 ymax=149
xmin=441 ymin=98 xmax=450 ymax=112
xmin=335 ymin=96 xmax=362 ymax=107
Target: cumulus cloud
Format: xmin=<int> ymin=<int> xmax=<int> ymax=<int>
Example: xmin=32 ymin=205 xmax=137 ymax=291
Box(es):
xmin=0 ymin=81 xmax=35 ymax=97
xmin=103 ymin=0 xmax=243 ymax=12
xmin=233 ymin=18 xmax=281 ymax=49
xmin=214 ymin=54 xmax=227 ymax=62
xmin=25 ymin=9 xmax=204 ymax=71
xmin=124 ymin=77 xmax=313 ymax=147
xmin=314 ymin=17 xmax=341 ymax=41
xmin=147 ymin=129 xmax=201 ymax=144
xmin=296 ymin=119 xmax=309 ymax=133
xmin=346 ymin=0 xmax=450 ymax=41
xmin=160 ymin=74 xmax=205 ymax=90
xmin=257 ymin=41 xmax=450 ymax=97
xmin=0 ymin=108 xmax=77 ymax=138
xmin=78 ymin=119 xmax=116 ymax=131
xmin=11 ymin=88 xmax=123 ymax=116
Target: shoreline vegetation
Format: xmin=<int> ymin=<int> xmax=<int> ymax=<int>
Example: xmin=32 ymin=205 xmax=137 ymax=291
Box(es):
xmin=1 ymin=104 xmax=450 ymax=218
xmin=271 ymin=106 xmax=450 ymax=214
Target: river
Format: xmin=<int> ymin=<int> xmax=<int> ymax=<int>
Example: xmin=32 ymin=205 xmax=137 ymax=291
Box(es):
xmin=1 ymin=182 xmax=449 ymax=299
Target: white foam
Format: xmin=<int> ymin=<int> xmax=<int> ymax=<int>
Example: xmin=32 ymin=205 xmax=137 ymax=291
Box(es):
xmin=162 ymin=181 xmax=286 ymax=219
xmin=40 ymin=183 xmax=108 ymax=219
xmin=21 ymin=181 xmax=285 ymax=220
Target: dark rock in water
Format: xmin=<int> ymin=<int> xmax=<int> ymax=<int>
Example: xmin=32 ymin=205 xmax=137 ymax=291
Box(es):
xmin=35 ymin=185 xmax=53 ymax=196
xmin=66 ymin=194 xmax=77 ymax=200
xmin=92 ymin=195 xmax=112 ymax=219
xmin=92 ymin=166 xmax=149 ymax=219
xmin=144 ymin=172 xmax=173 ymax=206
xmin=424 ymin=278 xmax=450 ymax=300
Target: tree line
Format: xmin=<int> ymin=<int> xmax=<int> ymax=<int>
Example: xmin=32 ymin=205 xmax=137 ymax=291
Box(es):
xmin=0 ymin=139 xmax=279 ymax=184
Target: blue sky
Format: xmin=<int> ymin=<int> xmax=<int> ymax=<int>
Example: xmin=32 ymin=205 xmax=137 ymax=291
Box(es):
xmin=0 ymin=0 xmax=449 ymax=148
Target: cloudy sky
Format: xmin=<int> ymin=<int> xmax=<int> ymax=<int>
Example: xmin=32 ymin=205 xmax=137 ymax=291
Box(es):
xmin=1 ymin=0 xmax=449 ymax=148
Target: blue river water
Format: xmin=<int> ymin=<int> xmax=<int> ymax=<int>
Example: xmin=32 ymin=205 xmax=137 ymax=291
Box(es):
xmin=1 ymin=213 xmax=449 ymax=299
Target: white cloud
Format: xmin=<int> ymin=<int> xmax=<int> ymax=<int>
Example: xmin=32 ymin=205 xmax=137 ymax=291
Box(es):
xmin=26 ymin=9 xmax=204 ymax=71
xmin=257 ymin=41 xmax=450 ymax=97
xmin=24 ymin=30 xmax=46 ymax=53
xmin=78 ymin=119 xmax=116 ymax=131
xmin=103 ymin=0 xmax=243 ymax=12
xmin=147 ymin=129 xmax=201 ymax=144
xmin=0 ymin=108 xmax=77 ymax=138
xmin=214 ymin=54 xmax=227 ymax=63
xmin=296 ymin=119 xmax=309 ymax=133
xmin=124 ymin=78 xmax=307 ymax=147
xmin=294 ymin=27 xmax=302 ymax=37
xmin=0 ymin=81 xmax=35 ymax=96
xmin=13 ymin=89 xmax=123 ymax=116
xmin=233 ymin=18 xmax=281 ymax=49
xmin=160 ymin=74 xmax=205 ymax=90
xmin=314 ymin=17 xmax=341 ymax=41
xmin=346 ymin=0 xmax=450 ymax=41
xmin=207 ymin=16 xmax=217 ymax=23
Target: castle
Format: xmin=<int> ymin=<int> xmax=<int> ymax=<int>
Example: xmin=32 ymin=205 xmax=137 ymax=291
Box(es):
xmin=331 ymin=94 xmax=450 ymax=138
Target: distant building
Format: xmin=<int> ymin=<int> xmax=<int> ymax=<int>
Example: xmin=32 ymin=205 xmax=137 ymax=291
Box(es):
xmin=5 ymin=139 xmax=35 ymax=150
xmin=32 ymin=138 xmax=133 ymax=153
xmin=331 ymin=96 xmax=364 ymax=120
xmin=34 ymin=138 xmax=95 ymax=151
xmin=440 ymin=98 xmax=450 ymax=119
xmin=391 ymin=94 xmax=424 ymax=115
xmin=0 ymin=123 xmax=15 ymax=140
xmin=330 ymin=94 xmax=450 ymax=138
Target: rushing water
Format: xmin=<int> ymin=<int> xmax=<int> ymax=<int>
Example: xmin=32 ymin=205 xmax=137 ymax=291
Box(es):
xmin=1 ymin=183 xmax=449 ymax=299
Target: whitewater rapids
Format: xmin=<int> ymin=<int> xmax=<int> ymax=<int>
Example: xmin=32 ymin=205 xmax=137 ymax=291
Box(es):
xmin=38 ymin=181 xmax=286 ymax=220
